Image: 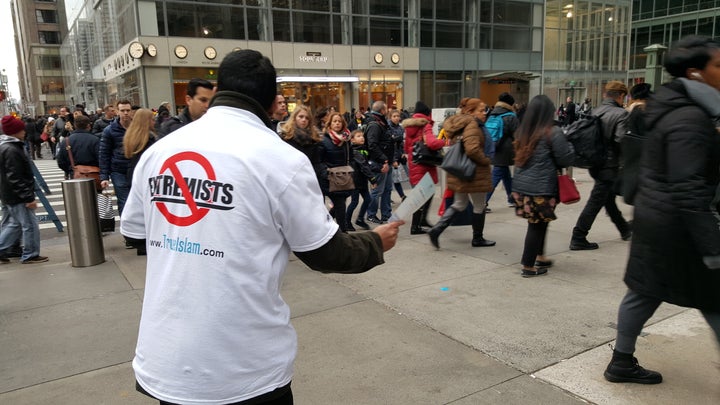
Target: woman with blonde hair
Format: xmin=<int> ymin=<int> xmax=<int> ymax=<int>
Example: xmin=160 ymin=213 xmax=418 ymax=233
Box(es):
xmin=428 ymin=98 xmax=494 ymax=249
xmin=281 ymin=105 xmax=324 ymax=185
xmin=124 ymin=108 xmax=156 ymax=187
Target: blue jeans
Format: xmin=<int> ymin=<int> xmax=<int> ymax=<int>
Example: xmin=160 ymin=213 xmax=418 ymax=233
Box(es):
xmin=486 ymin=166 xmax=513 ymax=204
xmin=0 ymin=203 xmax=41 ymax=261
xmin=367 ymin=171 xmax=393 ymax=220
xmin=347 ymin=187 xmax=371 ymax=222
xmin=110 ymin=172 xmax=130 ymax=215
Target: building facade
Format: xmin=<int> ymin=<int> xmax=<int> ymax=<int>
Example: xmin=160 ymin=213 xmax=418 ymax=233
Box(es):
xmin=11 ymin=0 xmax=69 ymax=116
xmin=57 ymin=0 xmax=631 ymax=115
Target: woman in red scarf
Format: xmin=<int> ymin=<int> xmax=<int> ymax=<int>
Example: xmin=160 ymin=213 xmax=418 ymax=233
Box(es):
xmin=319 ymin=112 xmax=354 ymax=232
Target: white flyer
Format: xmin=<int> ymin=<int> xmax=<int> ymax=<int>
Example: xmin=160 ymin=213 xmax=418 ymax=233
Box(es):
xmin=388 ymin=172 xmax=435 ymax=222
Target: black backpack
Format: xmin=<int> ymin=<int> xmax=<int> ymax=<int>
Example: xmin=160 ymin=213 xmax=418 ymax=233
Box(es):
xmin=564 ymin=113 xmax=607 ymax=169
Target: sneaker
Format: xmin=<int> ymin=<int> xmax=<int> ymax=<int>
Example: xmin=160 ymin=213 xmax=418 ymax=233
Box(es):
xmin=22 ymin=255 xmax=49 ymax=264
xmin=507 ymin=200 xmax=515 ymax=207
xmin=354 ymin=219 xmax=370 ymax=230
xmin=484 ymin=206 xmax=492 ymax=213
xmin=521 ymin=267 xmax=548 ymax=278
xmin=569 ymin=239 xmax=599 ymax=250
xmin=604 ymin=357 xmax=663 ymax=384
xmin=125 ymin=238 xmax=135 ymax=249
xmin=367 ymin=216 xmax=385 ymax=224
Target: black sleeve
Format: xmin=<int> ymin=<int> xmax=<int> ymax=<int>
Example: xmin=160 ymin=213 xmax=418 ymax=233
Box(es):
xmin=366 ymin=123 xmax=388 ymax=163
xmin=294 ymin=230 xmax=385 ymax=273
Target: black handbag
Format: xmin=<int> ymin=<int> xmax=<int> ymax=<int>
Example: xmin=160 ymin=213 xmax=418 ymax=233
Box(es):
xmin=412 ymin=133 xmax=443 ymax=166
xmin=440 ymin=136 xmax=476 ymax=181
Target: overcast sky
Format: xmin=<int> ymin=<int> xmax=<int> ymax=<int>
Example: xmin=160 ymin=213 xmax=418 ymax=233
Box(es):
xmin=0 ymin=0 xmax=82 ymax=101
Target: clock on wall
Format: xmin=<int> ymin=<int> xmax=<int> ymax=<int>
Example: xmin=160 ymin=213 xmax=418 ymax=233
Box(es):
xmin=128 ymin=41 xmax=144 ymax=59
xmin=174 ymin=45 xmax=188 ymax=59
xmin=146 ymin=44 xmax=157 ymax=57
xmin=391 ymin=53 xmax=400 ymax=64
xmin=373 ymin=52 xmax=383 ymax=64
xmin=204 ymin=46 xmax=217 ymax=60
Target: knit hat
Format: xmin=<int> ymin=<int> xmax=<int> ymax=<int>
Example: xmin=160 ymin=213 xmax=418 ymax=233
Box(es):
xmin=498 ymin=92 xmax=515 ymax=105
xmin=605 ymin=80 xmax=628 ymax=95
xmin=1 ymin=115 xmax=25 ymax=136
xmin=414 ymin=101 xmax=431 ymax=116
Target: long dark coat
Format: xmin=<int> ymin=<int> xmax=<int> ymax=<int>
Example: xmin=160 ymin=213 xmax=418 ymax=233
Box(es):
xmin=625 ymin=79 xmax=720 ymax=311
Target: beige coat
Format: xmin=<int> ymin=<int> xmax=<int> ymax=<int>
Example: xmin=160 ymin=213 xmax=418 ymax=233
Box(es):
xmin=442 ymin=114 xmax=492 ymax=193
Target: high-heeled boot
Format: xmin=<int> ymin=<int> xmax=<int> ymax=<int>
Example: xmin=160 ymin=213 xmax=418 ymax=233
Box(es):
xmin=428 ymin=207 xmax=461 ymax=249
xmin=410 ymin=210 xmax=428 ymax=234
xmin=471 ymin=212 xmax=496 ymax=247
xmin=419 ymin=198 xmax=434 ymax=228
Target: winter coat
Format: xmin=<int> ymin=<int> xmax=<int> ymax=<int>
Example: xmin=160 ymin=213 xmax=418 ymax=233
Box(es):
xmin=92 ymin=117 xmax=113 ymax=135
xmin=99 ymin=120 xmax=130 ymax=181
xmin=283 ymin=127 xmax=323 ymax=187
xmin=624 ymin=79 xmax=720 ymax=311
xmin=56 ymin=130 xmax=100 ymax=174
xmin=592 ymin=98 xmax=628 ymax=169
xmin=365 ymin=112 xmax=394 ymax=165
xmin=158 ymin=107 xmax=193 ymax=138
xmin=351 ymin=144 xmax=377 ymax=191
xmin=402 ymin=113 xmax=445 ymax=186
xmin=489 ymin=102 xmax=519 ymax=166
xmin=442 ymin=114 xmax=492 ymax=193
xmin=0 ymin=135 xmax=35 ymax=205
xmin=387 ymin=122 xmax=406 ymax=163
xmin=319 ymin=133 xmax=353 ymax=196
xmin=512 ymin=126 xmax=575 ymax=196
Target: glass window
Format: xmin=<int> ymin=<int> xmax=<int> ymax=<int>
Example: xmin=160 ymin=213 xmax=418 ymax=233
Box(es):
xmin=247 ymin=8 xmax=262 ymax=40
xmin=331 ymin=14 xmax=341 ymax=44
xmin=436 ymin=1 xmax=463 ymax=21
xmin=39 ymin=77 xmax=65 ymax=94
xmin=292 ymin=0 xmax=329 ymax=12
xmin=479 ymin=0 xmax=492 ymax=23
xmin=37 ymin=54 xmax=61 ymax=69
xmin=166 ymin=3 xmax=245 ymax=39
xmin=421 ymin=21 xmax=433 ymax=47
xmin=493 ymin=26 xmax=531 ymax=50
xmin=370 ymin=18 xmax=402 ymax=46
xmin=36 ymin=9 xmax=58 ymax=23
xmin=352 ymin=1 xmax=367 ymax=14
xmin=494 ymin=1 xmax=531 ymax=25
xmin=353 ymin=16 xmax=368 ymax=45
xmin=420 ymin=72 xmax=434 ymax=105
xmin=668 ymin=0 xmax=683 ymax=14
xmin=654 ymin=0 xmax=669 ymax=17
xmin=698 ymin=17 xmax=714 ymax=38
xmin=435 ymin=22 xmax=463 ymax=48
xmin=156 ymin=2 xmax=166 ymax=36
xmin=681 ymin=20 xmax=697 ymax=38
xmin=421 ymin=0 xmax=433 ymax=18
xmin=370 ymin=0 xmax=401 ymax=16
xmin=274 ymin=10 xmax=291 ymax=42
xmin=39 ymin=31 xmax=61 ymax=44
xmin=273 ymin=0 xmax=290 ymax=7
xmin=293 ymin=12 xmax=330 ymax=43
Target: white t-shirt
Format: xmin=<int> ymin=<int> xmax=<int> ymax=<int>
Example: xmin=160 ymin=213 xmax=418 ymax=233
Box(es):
xmin=121 ymin=106 xmax=338 ymax=404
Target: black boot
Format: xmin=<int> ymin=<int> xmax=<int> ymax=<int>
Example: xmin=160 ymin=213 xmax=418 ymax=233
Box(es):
xmin=471 ymin=213 xmax=496 ymax=247
xmin=428 ymin=207 xmax=460 ymax=249
xmin=419 ymin=198 xmax=434 ymax=228
xmin=411 ymin=210 xmax=427 ymax=235
xmin=604 ymin=350 xmax=662 ymax=384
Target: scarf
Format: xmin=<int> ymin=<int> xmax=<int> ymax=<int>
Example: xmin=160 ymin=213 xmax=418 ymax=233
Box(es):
xmin=328 ymin=129 xmax=349 ymax=146
xmin=209 ymin=90 xmax=274 ymax=129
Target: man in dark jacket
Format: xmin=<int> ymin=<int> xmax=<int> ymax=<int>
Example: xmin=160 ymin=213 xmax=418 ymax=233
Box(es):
xmin=485 ymin=92 xmax=519 ymax=211
xmin=99 ymin=100 xmax=132 ymax=216
xmin=93 ymin=104 xmax=116 ymax=135
xmin=569 ymin=81 xmax=632 ymax=250
xmin=364 ymin=100 xmax=394 ymax=223
xmin=0 ymin=115 xmax=48 ymax=264
xmin=56 ymin=115 xmax=100 ymax=178
xmin=158 ymin=78 xmax=214 ymax=138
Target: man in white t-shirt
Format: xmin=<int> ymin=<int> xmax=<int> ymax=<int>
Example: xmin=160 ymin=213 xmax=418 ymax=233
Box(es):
xmin=121 ymin=49 xmax=403 ymax=405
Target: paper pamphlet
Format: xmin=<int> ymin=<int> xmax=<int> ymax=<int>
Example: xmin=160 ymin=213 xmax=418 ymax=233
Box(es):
xmin=388 ymin=172 xmax=435 ymax=222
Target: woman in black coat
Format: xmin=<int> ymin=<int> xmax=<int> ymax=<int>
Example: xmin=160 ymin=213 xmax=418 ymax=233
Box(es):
xmin=319 ymin=112 xmax=353 ymax=232
xmin=604 ymin=36 xmax=720 ymax=385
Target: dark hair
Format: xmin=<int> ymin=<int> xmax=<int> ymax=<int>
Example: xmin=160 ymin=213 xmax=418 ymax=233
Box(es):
xmin=217 ymin=50 xmax=277 ymax=110
xmin=498 ymin=92 xmax=515 ymax=105
xmin=630 ymin=83 xmax=652 ymax=100
xmin=664 ymin=36 xmax=720 ymax=78
xmin=117 ymin=99 xmax=132 ymax=107
xmin=187 ymin=78 xmax=214 ymax=98
xmin=513 ymin=95 xmax=556 ymax=168
xmin=74 ymin=114 xmax=91 ymax=130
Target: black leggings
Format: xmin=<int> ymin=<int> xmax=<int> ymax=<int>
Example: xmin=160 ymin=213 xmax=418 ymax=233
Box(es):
xmin=521 ymin=221 xmax=548 ymax=267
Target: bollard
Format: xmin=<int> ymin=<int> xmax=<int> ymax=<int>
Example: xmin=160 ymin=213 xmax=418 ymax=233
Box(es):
xmin=62 ymin=178 xmax=105 ymax=267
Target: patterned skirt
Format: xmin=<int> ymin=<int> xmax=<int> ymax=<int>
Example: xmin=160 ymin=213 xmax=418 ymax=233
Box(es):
xmin=512 ymin=192 xmax=558 ymax=223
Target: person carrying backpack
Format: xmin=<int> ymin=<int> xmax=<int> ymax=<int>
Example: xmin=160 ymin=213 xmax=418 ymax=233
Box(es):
xmin=484 ymin=92 xmax=519 ymax=212
xmin=569 ymin=81 xmax=632 ymax=250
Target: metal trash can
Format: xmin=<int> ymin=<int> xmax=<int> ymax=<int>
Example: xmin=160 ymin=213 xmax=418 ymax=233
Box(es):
xmin=62 ymin=178 xmax=105 ymax=267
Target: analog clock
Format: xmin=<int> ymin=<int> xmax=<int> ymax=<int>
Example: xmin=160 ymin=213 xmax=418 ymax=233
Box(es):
xmin=391 ymin=53 xmax=400 ymax=64
xmin=373 ymin=52 xmax=383 ymax=64
xmin=174 ymin=45 xmax=188 ymax=59
xmin=146 ymin=44 xmax=157 ymax=57
xmin=204 ymin=46 xmax=217 ymax=60
xmin=128 ymin=41 xmax=144 ymax=59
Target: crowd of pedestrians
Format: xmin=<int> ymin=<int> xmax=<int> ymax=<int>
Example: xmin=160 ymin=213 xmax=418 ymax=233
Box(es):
xmin=1 ymin=35 xmax=719 ymax=402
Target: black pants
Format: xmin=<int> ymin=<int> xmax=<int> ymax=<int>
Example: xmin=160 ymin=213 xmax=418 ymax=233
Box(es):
xmin=328 ymin=192 xmax=349 ymax=232
xmin=521 ymin=221 xmax=548 ymax=267
xmin=137 ymin=381 xmax=293 ymax=405
xmin=572 ymin=167 xmax=629 ymax=240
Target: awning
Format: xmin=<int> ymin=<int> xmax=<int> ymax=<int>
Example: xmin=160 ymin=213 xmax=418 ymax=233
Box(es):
xmin=480 ymin=71 xmax=539 ymax=81
xmin=277 ymin=76 xmax=359 ymax=83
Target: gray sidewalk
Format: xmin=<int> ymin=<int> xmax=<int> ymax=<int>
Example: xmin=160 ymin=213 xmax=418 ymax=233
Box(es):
xmin=1 ymin=169 xmax=718 ymax=404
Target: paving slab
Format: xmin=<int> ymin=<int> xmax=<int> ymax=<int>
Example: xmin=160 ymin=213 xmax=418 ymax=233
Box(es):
xmin=449 ymin=375 xmax=586 ymax=404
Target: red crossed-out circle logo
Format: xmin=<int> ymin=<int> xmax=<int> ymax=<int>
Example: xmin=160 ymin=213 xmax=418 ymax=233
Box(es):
xmin=155 ymin=151 xmax=216 ymax=226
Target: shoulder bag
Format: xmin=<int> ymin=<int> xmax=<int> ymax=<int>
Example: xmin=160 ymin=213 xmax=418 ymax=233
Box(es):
xmin=412 ymin=131 xmax=443 ymax=166
xmin=327 ymin=142 xmax=355 ymax=192
xmin=440 ymin=136 xmax=476 ymax=181
xmin=66 ymin=136 xmax=102 ymax=192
